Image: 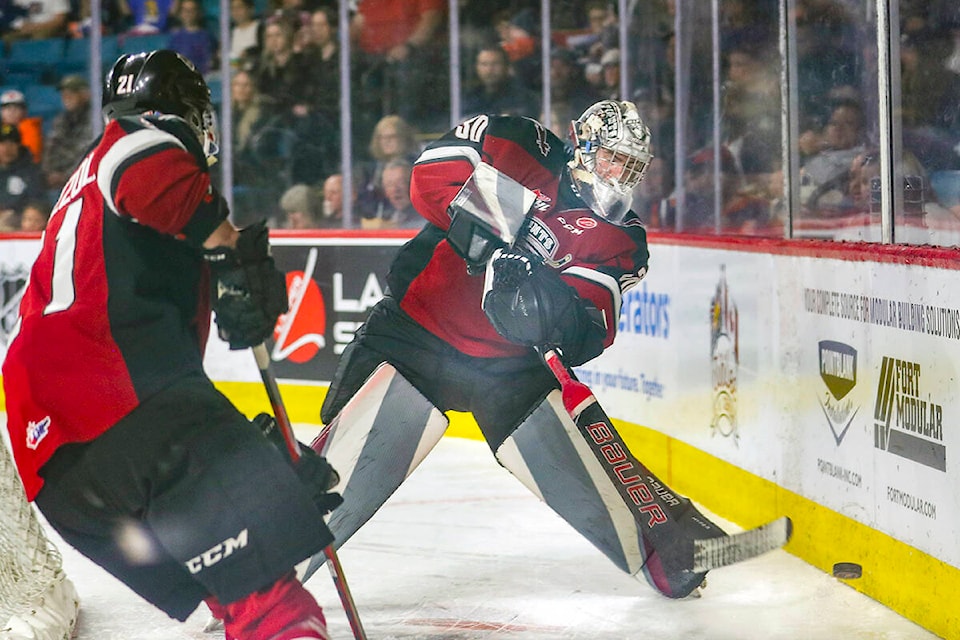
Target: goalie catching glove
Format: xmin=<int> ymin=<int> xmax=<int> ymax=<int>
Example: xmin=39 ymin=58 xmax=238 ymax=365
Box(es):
xmin=482 ymin=248 xmax=606 ymax=366
xmin=253 ymin=413 xmax=344 ymax=515
xmin=204 ymin=222 xmax=288 ymax=350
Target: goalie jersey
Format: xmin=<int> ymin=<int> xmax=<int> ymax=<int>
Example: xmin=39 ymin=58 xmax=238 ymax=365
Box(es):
xmin=394 ymin=113 xmax=650 ymax=359
xmin=3 ymin=115 xmax=228 ymax=500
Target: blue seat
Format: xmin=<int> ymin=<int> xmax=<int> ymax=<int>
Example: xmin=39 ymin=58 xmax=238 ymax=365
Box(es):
xmin=118 ymin=33 xmax=169 ymax=56
xmin=24 ymin=84 xmax=63 ymax=122
xmin=930 ymin=170 xmax=960 ymax=207
xmin=61 ymin=35 xmax=120 ymax=75
xmin=206 ymin=76 xmax=222 ymax=106
xmin=2 ymin=38 xmax=64 ymax=83
xmin=0 ymin=72 xmax=36 ymax=90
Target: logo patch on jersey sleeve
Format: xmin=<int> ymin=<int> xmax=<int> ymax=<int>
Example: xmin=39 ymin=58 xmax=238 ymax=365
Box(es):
xmin=26 ymin=416 xmax=51 ymax=450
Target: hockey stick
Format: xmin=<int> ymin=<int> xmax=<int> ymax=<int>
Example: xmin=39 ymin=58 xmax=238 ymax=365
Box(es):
xmin=538 ymin=347 xmax=792 ymax=596
xmin=252 ymin=344 xmax=368 ymax=640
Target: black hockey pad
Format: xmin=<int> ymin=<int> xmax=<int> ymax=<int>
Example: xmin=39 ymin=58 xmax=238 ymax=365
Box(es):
xmin=253 ymin=413 xmax=343 ymax=515
xmin=204 ymin=222 xmax=288 ymax=350
xmin=482 ymin=249 xmax=605 ymax=366
xmin=446 ymin=205 xmax=505 ymax=274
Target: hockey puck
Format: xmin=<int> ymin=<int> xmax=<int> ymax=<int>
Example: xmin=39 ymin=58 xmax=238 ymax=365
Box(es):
xmin=832 ymin=562 xmax=862 ymax=579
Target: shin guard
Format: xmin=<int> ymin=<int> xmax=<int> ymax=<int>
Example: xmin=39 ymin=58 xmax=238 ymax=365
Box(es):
xmin=495 ymin=390 xmax=650 ymax=579
xmin=300 ymin=363 xmax=448 ymax=581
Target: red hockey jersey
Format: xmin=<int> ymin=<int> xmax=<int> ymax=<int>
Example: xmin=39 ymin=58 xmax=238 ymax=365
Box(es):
xmin=3 ymin=114 xmax=227 ymax=499
xmin=397 ymin=114 xmax=649 ymax=359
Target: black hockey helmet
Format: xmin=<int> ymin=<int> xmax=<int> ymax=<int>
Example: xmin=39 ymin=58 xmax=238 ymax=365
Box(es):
xmin=103 ymin=49 xmax=218 ymax=160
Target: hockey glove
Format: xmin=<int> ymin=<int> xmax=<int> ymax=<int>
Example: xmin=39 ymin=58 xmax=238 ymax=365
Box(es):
xmin=204 ymin=222 xmax=288 ymax=350
xmin=253 ymin=413 xmax=344 ymax=515
xmin=481 ymin=248 xmax=607 ymax=367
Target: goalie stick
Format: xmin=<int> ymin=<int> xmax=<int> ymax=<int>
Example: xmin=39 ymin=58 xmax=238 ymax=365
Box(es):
xmin=539 ymin=347 xmax=792 ymax=595
xmin=252 ymin=344 xmax=368 ymax=640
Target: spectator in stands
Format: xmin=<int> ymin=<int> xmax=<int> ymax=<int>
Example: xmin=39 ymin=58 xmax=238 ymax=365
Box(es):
xmin=462 ymin=43 xmax=539 ymax=120
xmin=118 ymin=0 xmax=179 ymax=34
xmin=350 ymin=0 xmax=447 ymax=133
xmin=899 ymin=30 xmax=960 ymax=132
xmin=657 ymin=145 xmax=768 ymax=233
xmin=231 ymin=69 xmax=271 ymax=181
xmin=494 ymin=7 xmax=540 ymax=89
xmin=0 ymin=124 xmax=47 ymax=228
xmin=255 ymin=9 xmax=339 ymax=184
xmin=4 ymin=0 xmax=69 ymax=41
xmin=799 ymin=98 xmax=868 ymax=216
xmin=719 ymin=0 xmax=777 ymax=51
xmin=42 ymin=75 xmax=93 ymax=192
xmin=167 ymin=0 xmax=217 ymax=74
xmin=320 ymin=173 xmax=360 ymax=229
xmin=360 ymin=114 xmax=420 ymax=215
xmin=542 ymin=46 xmax=598 ymax=138
xmin=0 ymin=90 xmax=42 ymax=164
xmin=631 ymin=85 xmax=675 ymax=193
xmin=303 ymin=6 xmax=339 ymax=127
xmin=361 ymin=159 xmax=420 ymax=229
xmin=632 ymin=155 xmax=669 ymax=228
xmin=229 ymin=67 xmax=279 ymax=225
xmin=68 ymin=0 xmax=127 ymax=37
xmin=845 ymin=149 xmax=945 ymax=220
xmin=598 ymin=47 xmax=621 ymax=100
xmin=566 ymin=0 xmax=618 ymax=65
xmin=721 ymin=39 xmax=781 ymax=181
xmin=898 ymin=29 xmax=960 ymax=172
xmin=18 ymin=199 xmax=49 ymax=231
xmin=279 ymin=183 xmax=320 ymax=229
xmin=256 ymin=13 xmax=314 ymax=119
xmin=229 ymin=0 xmax=263 ymax=69
xmin=794 ymin=0 xmax=859 ymax=123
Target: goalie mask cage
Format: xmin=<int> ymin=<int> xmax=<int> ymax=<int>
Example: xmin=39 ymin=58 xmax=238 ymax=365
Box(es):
xmin=1 ymin=438 xmax=79 ymax=639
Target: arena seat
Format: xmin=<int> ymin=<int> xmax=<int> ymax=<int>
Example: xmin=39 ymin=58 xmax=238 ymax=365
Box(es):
xmin=117 ymin=33 xmax=169 ymax=56
xmin=2 ymin=38 xmax=64 ymax=84
xmin=61 ymin=36 xmax=120 ymax=75
xmin=930 ymin=170 xmax=960 ymax=207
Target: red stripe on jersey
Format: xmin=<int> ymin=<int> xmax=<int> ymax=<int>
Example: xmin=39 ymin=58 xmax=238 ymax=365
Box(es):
xmin=114 ymin=146 xmax=212 ymax=235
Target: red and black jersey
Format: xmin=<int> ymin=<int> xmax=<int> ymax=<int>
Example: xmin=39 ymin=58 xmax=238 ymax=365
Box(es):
xmin=3 ymin=114 xmax=228 ymax=500
xmin=394 ymin=114 xmax=649 ymax=359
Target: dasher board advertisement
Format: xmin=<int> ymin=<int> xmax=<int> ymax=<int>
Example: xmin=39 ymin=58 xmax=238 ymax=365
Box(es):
xmin=578 ymin=239 xmax=960 ymax=568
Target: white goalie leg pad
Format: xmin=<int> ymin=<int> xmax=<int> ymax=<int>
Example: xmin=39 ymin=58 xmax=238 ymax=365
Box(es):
xmin=2 ymin=572 xmax=79 ymax=640
xmin=495 ymin=390 xmax=647 ymax=575
xmin=299 ymin=363 xmax=448 ymax=581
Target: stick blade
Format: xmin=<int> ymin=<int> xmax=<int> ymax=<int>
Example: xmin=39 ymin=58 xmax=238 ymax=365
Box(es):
xmin=691 ymin=516 xmax=793 ymax=573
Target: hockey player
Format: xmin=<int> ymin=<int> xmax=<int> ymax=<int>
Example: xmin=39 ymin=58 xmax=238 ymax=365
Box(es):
xmin=306 ymin=101 xmax=704 ymax=596
xmin=2 ymin=50 xmax=341 ymax=640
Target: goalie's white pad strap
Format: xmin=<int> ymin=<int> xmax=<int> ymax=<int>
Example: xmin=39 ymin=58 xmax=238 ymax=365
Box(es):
xmin=495 ymin=390 xmax=646 ymax=575
xmin=301 ymin=363 xmax=448 ymax=581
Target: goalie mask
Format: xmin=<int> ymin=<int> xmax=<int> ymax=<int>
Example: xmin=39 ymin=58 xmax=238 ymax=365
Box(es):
xmin=568 ymin=100 xmax=653 ymax=224
xmin=102 ymin=50 xmax=219 ymax=163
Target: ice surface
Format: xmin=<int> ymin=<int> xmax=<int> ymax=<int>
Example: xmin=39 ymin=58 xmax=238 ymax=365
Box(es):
xmin=36 ymin=429 xmax=935 ymax=640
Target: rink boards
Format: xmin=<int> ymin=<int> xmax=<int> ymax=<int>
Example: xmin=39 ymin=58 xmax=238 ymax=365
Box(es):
xmin=0 ymin=230 xmax=957 ymax=639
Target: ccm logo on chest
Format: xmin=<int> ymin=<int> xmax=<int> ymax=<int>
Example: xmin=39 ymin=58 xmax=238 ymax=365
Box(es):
xmin=186 ymin=528 xmax=248 ymax=574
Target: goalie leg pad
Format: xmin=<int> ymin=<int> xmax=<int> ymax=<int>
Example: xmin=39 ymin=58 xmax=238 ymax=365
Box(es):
xmin=496 ymin=390 xmax=648 ymax=575
xmin=300 ymin=362 xmax=448 ymax=581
